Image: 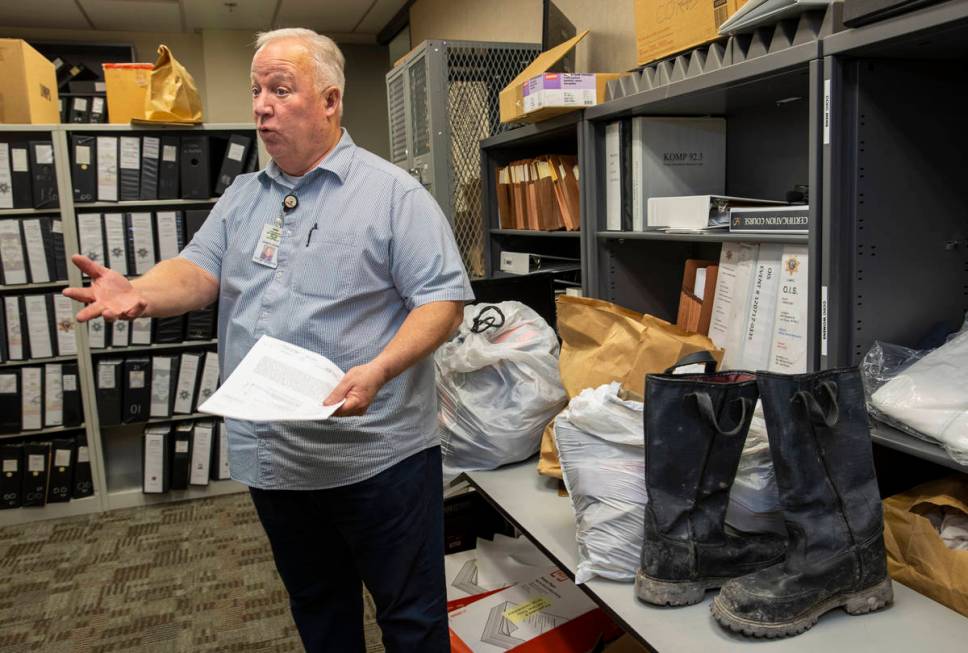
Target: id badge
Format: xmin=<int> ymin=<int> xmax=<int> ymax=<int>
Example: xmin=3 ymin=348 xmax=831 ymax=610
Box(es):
xmin=252 ymin=223 xmax=282 ymax=268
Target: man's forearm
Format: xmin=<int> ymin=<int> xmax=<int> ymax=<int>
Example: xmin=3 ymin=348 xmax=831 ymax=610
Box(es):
xmin=132 ymin=258 xmax=219 ymax=318
xmin=371 ymin=300 xmax=463 ymax=382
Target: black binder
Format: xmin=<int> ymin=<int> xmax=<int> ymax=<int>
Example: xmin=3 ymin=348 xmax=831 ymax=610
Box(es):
xmin=619 ymin=120 xmax=633 ymax=232
xmin=181 ymin=136 xmax=227 ymax=199
xmin=122 ymin=357 xmax=152 ymax=423
xmin=118 ymin=136 xmax=141 ymax=202
xmin=97 ymin=135 xmax=118 ymax=202
xmin=47 ymin=438 xmax=75 ymax=503
xmin=38 ymin=217 xmax=60 ymax=282
xmin=95 ymin=359 xmax=123 ymax=427
xmin=11 ymin=296 xmax=29 ymax=359
xmin=0 ymin=443 xmax=23 ymax=509
xmin=72 ymin=434 xmax=95 ymax=499
xmin=10 ymin=145 xmax=34 ymax=209
xmin=158 ymin=136 xmax=180 ymax=199
xmin=88 ymin=96 xmax=106 ymax=123
xmin=214 ymin=134 xmax=252 ymax=195
xmin=0 ymin=301 xmax=6 ymax=362
xmin=52 ymin=56 xmax=72 ymax=89
xmin=170 ymin=423 xmax=194 ymax=490
xmin=59 ymin=97 xmax=69 ymax=123
xmin=70 ymin=134 xmax=97 ymax=203
xmin=244 ymin=142 xmax=260 ymax=174
xmin=140 ymin=136 xmax=161 ymax=200
xmin=0 ymin=370 xmax=20 ymax=434
xmin=68 ymin=97 xmax=90 ymax=123
xmin=210 ymin=421 xmax=231 ymax=481
xmin=143 ymin=426 xmax=171 ymax=494
xmin=62 ymin=362 xmax=84 ymax=427
xmin=125 ymin=212 xmax=157 ymax=275
xmin=152 ymin=315 xmax=185 ymax=343
xmin=50 ymin=219 xmax=68 ymax=280
xmin=185 ymin=305 xmax=217 ymax=340
xmin=184 ymin=209 xmax=210 ymax=243
xmin=21 ymin=442 xmax=50 ymax=507
xmin=28 ymin=141 xmax=58 ymax=209
xmin=68 ymin=81 xmax=105 ymax=94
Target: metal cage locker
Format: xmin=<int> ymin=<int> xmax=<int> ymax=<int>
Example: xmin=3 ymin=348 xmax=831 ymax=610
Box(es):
xmin=386 ymin=40 xmax=541 ymax=279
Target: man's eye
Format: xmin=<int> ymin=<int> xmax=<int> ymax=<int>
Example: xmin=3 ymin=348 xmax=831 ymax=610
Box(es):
xmin=250 ymin=87 xmax=259 ymax=97
xmin=275 ymin=88 xmax=290 ymax=97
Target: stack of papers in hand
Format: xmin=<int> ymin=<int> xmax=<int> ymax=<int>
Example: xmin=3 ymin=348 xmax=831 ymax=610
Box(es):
xmin=198 ymin=335 xmax=345 ymax=421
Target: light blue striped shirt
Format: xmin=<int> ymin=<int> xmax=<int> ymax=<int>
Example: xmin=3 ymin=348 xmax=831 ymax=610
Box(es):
xmin=180 ymin=130 xmax=474 ymax=489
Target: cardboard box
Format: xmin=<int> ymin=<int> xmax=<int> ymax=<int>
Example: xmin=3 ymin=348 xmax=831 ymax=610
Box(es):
xmin=634 ymin=0 xmax=743 ymax=67
xmin=103 ymin=63 xmax=153 ymax=124
xmin=0 ymin=39 xmax=60 ymax=124
xmin=500 ymin=31 xmax=626 ymax=124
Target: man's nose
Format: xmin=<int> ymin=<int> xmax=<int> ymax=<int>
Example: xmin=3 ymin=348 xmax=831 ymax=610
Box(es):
xmin=253 ymin=93 xmax=273 ymax=118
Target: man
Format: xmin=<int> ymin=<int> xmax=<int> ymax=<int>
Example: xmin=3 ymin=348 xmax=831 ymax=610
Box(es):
xmin=64 ymin=28 xmax=473 ymax=653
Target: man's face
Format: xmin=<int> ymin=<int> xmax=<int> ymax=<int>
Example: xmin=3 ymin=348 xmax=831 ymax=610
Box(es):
xmin=250 ymin=39 xmax=338 ymax=168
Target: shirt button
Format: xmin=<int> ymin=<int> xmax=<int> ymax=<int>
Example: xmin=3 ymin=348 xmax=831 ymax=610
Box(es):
xmin=275 ymin=271 xmax=283 ymax=279
xmin=285 ymin=229 xmax=292 ymax=237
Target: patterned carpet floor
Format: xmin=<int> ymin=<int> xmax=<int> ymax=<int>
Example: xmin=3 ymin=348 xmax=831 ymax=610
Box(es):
xmin=0 ymin=493 xmax=383 ymax=652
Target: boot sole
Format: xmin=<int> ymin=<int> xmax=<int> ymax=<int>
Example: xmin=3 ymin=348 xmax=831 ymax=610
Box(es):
xmin=710 ymin=577 xmax=894 ymax=638
xmin=635 ymin=569 xmax=732 ymax=607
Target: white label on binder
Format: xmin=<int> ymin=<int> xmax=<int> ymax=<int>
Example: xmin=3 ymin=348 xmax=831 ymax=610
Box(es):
xmin=173 ymin=353 xmax=201 ymax=414
xmin=44 ymin=363 xmax=63 ymax=426
xmin=143 ymin=137 xmax=160 ymax=160
xmin=34 ymin=144 xmax=53 ymax=165
xmin=0 ymin=143 xmax=12 ymax=209
xmin=120 ymin=137 xmax=140 ymax=169
xmin=144 ymin=433 xmax=165 ymax=493
xmin=73 ymin=97 xmax=88 ymax=111
xmin=98 ymin=363 xmax=116 ymax=389
xmin=28 ymin=455 xmax=45 ymax=473
xmin=21 ymin=219 xmax=51 ymax=283
xmin=0 ymin=220 xmax=28 ymax=285
xmin=196 ymin=352 xmax=220 ymax=405
xmin=823 ymin=79 xmax=831 ymax=146
xmin=51 ymin=220 xmax=63 ymax=234
xmin=218 ymin=425 xmax=230 ymax=478
xmin=52 ymin=294 xmax=77 ymax=356
xmin=77 ymin=446 xmax=90 ymax=463
xmin=0 ymin=374 xmax=15 ymax=393
xmin=156 ymin=211 xmax=181 ymax=261
xmin=24 ymin=295 xmax=53 ymax=359
xmin=78 ymin=213 xmax=106 ymax=269
xmin=129 ymin=370 xmax=146 ymax=389
xmin=11 ymin=148 xmax=28 ymax=172
xmin=190 ymin=424 xmax=213 ymax=484
xmin=103 ymin=213 xmax=128 ymax=273
xmin=131 ymin=317 xmax=152 ymax=345
xmin=54 ymin=449 xmax=71 ymax=467
xmin=63 ymin=374 xmax=77 ymax=392
xmin=227 ymin=143 xmax=246 ymax=162
xmin=112 ymin=319 xmax=129 ymax=347
xmin=3 ymin=459 xmax=17 ymax=473
xmin=150 ymin=357 xmax=172 ymax=417
xmin=821 ymin=285 xmax=829 ymax=357
xmin=162 ymin=145 xmax=177 ymax=162
xmin=75 ymin=145 xmax=92 ymax=166
xmin=130 ymin=212 xmax=156 ymax=274
xmin=96 ymin=136 xmax=118 ymax=201
xmin=21 ymin=367 xmax=42 ymax=429
xmin=92 ymin=97 xmax=105 ymax=113
xmin=87 ymin=316 xmax=106 ymax=349
xmin=3 ymin=297 xmax=23 ymax=359
xmin=175 ymin=440 xmax=189 ymax=453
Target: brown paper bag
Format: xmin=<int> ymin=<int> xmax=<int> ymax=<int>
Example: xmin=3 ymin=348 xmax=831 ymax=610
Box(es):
xmin=883 ymin=476 xmax=968 ymax=617
xmin=139 ymin=44 xmax=203 ymax=124
xmin=538 ymin=296 xmax=721 ymax=478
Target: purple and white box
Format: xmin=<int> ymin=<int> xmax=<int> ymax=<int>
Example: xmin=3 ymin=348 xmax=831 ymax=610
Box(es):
xmin=522 ymin=73 xmax=598 ymax=113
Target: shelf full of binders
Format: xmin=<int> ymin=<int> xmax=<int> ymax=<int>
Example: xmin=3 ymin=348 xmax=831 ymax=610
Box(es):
xmin=0 ymin=135 xmax=60 ymax=213
xmin=66 ymin=127 xmax=258 ymax=205
xmin=1 ymin=433 xmax=96 ymax=512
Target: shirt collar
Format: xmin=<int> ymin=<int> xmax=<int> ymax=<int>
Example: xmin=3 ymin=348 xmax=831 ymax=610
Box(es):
xmin=261 ymin=128 xmax=355 ymax=186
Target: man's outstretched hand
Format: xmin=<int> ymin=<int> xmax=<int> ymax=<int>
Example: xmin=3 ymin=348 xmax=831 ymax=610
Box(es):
xmin=324 ymin=362 xmax=389 ymax=417
xmin=62 ymin=254 xmax=148 ymax=322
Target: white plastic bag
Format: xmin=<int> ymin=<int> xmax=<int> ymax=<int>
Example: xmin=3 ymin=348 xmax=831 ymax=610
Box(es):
xmin=867 ymin=327 xmax=968 ymax=465
xmin=726 ymin=402 xmax=785 ymax=535
xmin=555 ymin=382 xmax=646 ymax=584
xmin=436 ymin=302 xmax=567 ymax=483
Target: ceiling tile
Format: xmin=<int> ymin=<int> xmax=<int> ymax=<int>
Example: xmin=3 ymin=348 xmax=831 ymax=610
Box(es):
xmin=354 ymin=0 xmax=408 ymax=34
xmin=275 ymin=0 xmax=368 ymax=34
xmin=79 ymin=0 xmax=183 ymax=32
xmin=183 ymin=0 xmax=276 ymax=31
xmin=0 ymin=0 xmax=91 ymax=30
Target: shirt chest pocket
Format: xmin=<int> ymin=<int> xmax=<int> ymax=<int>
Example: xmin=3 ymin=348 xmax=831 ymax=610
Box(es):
xmin=293 ymin=230 xmax=360 ymax=300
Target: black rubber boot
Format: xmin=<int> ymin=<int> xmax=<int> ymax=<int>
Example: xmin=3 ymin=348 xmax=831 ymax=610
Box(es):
xmin=636 ymin=371 xmax=787 ymax=607
xmin=712 ymin=368 xmax=893 ymax=637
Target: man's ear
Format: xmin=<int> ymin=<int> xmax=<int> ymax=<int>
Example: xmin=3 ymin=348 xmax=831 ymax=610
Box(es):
xmin=324 ymin=88 xmax=341 ymax=114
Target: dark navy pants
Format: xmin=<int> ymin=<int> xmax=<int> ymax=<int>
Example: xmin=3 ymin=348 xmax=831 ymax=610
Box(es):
xmin=248 ymin=446 xmax=448 ymax=653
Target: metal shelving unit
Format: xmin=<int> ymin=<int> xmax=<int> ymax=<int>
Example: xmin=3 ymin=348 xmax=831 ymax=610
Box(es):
xmin=106 ymin=480 xmax=245 ymax=511
xmin=89 ymin=339 xmax=218 ymax=356
xmin=597 ymin=231 xmax=809 ymax=244
xmin=0 ymin=123 xmax=254 ymax=526
xmin=463 ymin=461 xmax=968 ymax=653
xmin=0 ymin=355 xmax=79 ymax=369
xmin=0 ymin=424 xmax=86 ymax=440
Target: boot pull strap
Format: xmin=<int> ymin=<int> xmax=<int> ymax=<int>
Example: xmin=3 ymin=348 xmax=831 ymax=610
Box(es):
xmin=792 ymin=381 xmax=840 ymax=427
xmin=664 ymin=350 xmax=718 ymax=375
xmin=688 ymin=391 xmax=752 ymax=436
